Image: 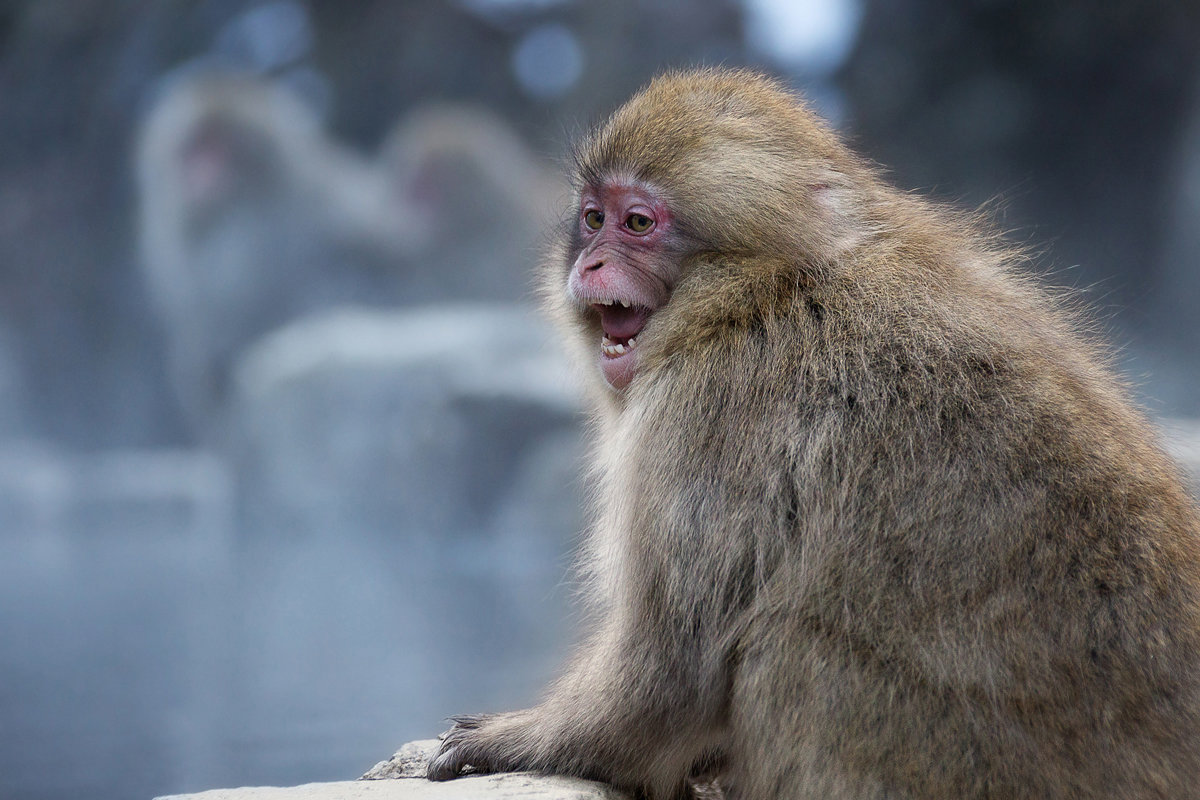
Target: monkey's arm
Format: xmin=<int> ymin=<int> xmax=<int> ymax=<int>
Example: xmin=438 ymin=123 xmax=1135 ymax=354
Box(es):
xmin=428 ymin=338 xmax=781 ymax=793
xmin=427 ymin=607 xmax=729 ymax=793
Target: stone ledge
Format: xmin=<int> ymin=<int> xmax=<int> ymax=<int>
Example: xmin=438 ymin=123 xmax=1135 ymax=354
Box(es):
xmin=156 ymin=741 xmax=628 ymax=800
xmin=155 ymin=774 xmax=625 ymax=800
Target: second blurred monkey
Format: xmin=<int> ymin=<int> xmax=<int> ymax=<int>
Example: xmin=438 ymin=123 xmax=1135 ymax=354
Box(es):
xmin=136 ymin=72 xmax=561 ymax=437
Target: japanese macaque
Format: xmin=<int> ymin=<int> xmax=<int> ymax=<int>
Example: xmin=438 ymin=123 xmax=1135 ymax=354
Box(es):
xmin=381 ymin=103 xmax=564 ymax=303
xmin=136 ymin=72 xmax=561 ymax=436
xmin=426 ymin=70 xmax=1200 ymax=799
xmin=136 ymin=71 xmax=421 ymax=432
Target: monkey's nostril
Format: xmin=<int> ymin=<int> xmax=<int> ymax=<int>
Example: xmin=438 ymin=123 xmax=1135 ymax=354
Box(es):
xmin=584 ymin=259 xmax=604 ymax=272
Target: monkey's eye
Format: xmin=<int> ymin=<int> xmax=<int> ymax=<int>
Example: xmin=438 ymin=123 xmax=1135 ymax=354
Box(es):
xmin=584 ymin=210 xmax=604 ymax=230
xmin=626 ymin=213 xmax=654 ymax=233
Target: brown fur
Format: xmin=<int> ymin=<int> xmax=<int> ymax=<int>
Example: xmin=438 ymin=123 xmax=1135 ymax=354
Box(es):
xmin=428 ymin=68 xmax=1200 ymax=799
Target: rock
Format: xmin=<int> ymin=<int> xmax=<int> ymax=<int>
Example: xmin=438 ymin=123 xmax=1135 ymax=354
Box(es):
xmin=0 ymin=443 xmax=233 ymax=561
xmin=156 ymin=773 xmax=626 ymax=800
xmin=228 ymin=303 xmax=583 ymax=541
xmin=157 ymin=740 xmax=629 ymax=800
xmin=361 ymin=739 xmax=442 ymax=779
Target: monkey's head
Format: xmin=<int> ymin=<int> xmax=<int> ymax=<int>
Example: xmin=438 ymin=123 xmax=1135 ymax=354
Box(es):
xmin=138 ymin=73 xmax=322 ymax=227
xmin=558 ymin=69 xmax=865 ymax=392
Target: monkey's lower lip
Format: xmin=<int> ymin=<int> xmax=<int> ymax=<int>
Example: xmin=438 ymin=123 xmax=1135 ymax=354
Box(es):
xmin=598 ymin=336 xmax=638 ymax=390
xmin=592 ymin=303 xmax=650 ymax=389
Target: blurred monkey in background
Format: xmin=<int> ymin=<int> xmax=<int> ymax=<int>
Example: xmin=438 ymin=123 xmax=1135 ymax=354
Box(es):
xmin=137 ymin=71 xmax=419 ymax=432
xmin=381 ymin=103 xmax=565 ymax=304
xmin=136 ymin=72 xmax=561 ymax=437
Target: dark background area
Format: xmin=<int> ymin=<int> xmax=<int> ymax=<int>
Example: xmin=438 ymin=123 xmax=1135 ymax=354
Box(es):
xmin=0 ymin=2 xmax=1197 ymax=800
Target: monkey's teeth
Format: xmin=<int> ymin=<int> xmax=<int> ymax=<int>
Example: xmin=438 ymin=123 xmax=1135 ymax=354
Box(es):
xmin=619 ymin=300 xmax=630 ymax=308
xmin=601 ymin=335 xmax=637 ymax=357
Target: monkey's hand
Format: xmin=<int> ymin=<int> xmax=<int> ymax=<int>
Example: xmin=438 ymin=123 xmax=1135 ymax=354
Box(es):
xmin=427 ymin=712 xmax=532 ymax=781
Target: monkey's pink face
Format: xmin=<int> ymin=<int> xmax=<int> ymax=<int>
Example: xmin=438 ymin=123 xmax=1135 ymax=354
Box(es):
xmin=568 ymin=181 xmax=680 ymax=390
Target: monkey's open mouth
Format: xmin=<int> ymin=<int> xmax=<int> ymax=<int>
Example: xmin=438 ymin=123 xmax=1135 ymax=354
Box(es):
xmin=594 ymin=302 xmax=652 ymax=357
xmin=590 ymin=301 xmax=653 ymax=390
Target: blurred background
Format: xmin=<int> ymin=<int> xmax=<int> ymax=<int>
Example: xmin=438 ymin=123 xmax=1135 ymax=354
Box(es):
xmin=1 ymin=1 xmax=1198 ymax=799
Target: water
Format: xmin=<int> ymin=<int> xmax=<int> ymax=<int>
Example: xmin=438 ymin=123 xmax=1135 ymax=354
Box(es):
xmin=0 ymin=447 xmax=576 ymax=800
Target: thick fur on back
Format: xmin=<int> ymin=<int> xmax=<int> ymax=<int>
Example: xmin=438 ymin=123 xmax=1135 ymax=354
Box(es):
xmin=542 ymin=69 xmax=1200 ymax=798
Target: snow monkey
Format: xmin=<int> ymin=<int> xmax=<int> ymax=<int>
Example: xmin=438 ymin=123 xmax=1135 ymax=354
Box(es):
xmin=427 ymin=69 xmax=1200 ymax=800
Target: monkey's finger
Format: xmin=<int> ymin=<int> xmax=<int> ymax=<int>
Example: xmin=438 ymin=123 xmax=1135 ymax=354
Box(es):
xmin=426 ymin=747 xmax=464 ymax=781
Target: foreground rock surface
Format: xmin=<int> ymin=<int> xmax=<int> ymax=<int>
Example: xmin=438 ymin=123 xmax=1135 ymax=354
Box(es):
xmin=157 ymin=741 xmax=628 ymax=800
xmin=156 ymin=775 xmax=626 ymax=800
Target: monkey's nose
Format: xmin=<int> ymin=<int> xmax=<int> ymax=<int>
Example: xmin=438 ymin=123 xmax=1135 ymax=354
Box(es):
xmin=583 ymin=259 xmax=604 ymax=273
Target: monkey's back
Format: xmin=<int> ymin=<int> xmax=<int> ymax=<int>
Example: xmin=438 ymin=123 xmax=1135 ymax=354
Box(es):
xmin=712 ymin=213 xmax=1200 ymax=798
